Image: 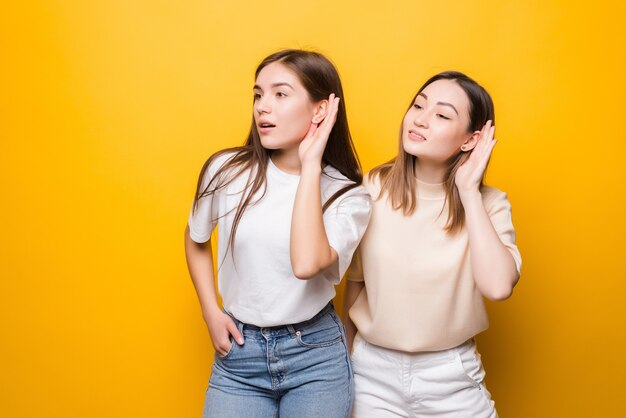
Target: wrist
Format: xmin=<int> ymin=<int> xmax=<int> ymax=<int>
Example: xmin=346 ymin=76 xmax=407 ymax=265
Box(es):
xmin=300 ymin=162 xmax=323 ymax=176
xmin=458 ymin=188 xmax=482 ymax=205
xmin=202 ymin=303 xmax=222 ymax=321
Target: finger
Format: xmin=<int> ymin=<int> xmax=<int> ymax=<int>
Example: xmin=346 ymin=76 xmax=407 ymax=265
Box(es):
xmin=215 ymin=337 xmax=231 ymax=357
xmin=484 ymin=125 xmax=496 ymax=153
xmin=303 ymin=121 xmax=318 ymax=141
xmin=480 ymin=121 xmax=494 ymax=148
xmin=488 ymin=124 xmax=495 ymax=142
xmin=478 ymin=122 xmax=495 ymax=154
xmin=330 ymin=94 xmax=339 ymax=116
xmin=477 ymin=120 xmax=488 ymax=142
xmin=488 ymin=138 xmax=497 ymax=155
xmin=481 ymin=120 xmax=493 ymax=139
xmin=323 ymin=97 xmax=340 ymax=138
xmin=319 ymin=94 xmax=335 ymax=123
xmin=479 ymin=139 xmax=497 ymax=166
xmin=226 ymin=318 xmax=244 ymax=345
xmin=318 ymin=94 xmax=339 ymax=137
xmin=331 ymin=97 xmax=340 ymax=123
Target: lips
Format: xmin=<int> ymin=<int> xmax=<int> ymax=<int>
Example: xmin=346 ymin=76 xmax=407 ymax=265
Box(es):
xmin=407 ymin=129 xmax=427 ymax=142
xmin=257 ymin=119 xmax=276 ymax=134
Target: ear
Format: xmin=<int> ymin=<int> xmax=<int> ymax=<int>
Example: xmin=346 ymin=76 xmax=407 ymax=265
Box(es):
xmin=311 ymin=100 xmax=329 ymax=124
xmin=460 ymin=130 xmax=481 ymax=152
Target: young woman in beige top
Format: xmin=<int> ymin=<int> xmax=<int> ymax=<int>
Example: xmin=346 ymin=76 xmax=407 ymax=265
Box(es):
xmin=344 ymin=71 xmax=521 ymax=417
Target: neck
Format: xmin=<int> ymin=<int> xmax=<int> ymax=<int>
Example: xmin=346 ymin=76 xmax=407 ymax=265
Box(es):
xmin=414 ymin=158 xmax=447 ymax=183
xmin=271 ymin=148 xmax=302 ymax=175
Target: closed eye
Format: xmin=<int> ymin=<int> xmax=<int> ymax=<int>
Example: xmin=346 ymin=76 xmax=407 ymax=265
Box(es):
xmin=437 ymin=114 xmax=450 ymax=120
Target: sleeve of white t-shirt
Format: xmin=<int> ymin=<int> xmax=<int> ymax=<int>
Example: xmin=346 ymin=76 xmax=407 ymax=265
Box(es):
xmin=187 ymin=154 xmax=230 ymax=243
xmin=484 ymin=187 xmax=522 ymax=274
xmin=322 ymin=186 xmax=372 ymax=284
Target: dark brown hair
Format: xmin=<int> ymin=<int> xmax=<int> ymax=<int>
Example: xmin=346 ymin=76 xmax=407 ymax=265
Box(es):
xmin=193 ymin=49 xmax=362 ymax=257
xmin=370 ymin=71 xmax=495 ymax=234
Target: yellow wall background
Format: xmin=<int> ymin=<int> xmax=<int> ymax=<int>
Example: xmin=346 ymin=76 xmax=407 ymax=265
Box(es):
xmin=2 ymin=1 xmax=625 ymax=417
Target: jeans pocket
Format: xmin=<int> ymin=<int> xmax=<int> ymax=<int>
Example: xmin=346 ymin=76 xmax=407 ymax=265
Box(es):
xmin=295 ymin=314 xmax=343 ymax=348
xmin=216 ymin=337 xmax=236 ymax=361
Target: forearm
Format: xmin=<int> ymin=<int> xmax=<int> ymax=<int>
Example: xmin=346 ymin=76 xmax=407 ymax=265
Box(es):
xmin=343 ymin=280 xmax=364 ymax=350
xmin=461 ymin=191 xmax=519 ymax=301
xmin=290 ymin=164 xmax=337 ymax=279
xmin=184 ymin=226 xmax=221 ymax=318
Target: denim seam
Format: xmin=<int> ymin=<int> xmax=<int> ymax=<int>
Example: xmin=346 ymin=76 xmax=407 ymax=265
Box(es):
xmin=329 ymin=310 xmax=354 ymax=418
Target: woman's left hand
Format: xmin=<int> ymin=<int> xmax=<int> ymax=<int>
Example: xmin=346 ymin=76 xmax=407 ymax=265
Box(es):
xmin=298 ymin=94 xmax=340 ymax=168
xmin=455 ymin=120 xmax=497 ymax=195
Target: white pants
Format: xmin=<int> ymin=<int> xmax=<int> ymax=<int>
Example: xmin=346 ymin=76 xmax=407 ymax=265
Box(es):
xmin=351 ymin=334 xmax=497 ymax=418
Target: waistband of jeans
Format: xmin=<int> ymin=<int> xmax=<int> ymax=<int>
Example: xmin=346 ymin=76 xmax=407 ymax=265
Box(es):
xmin=227 ymin=302 xmax=334 ymax=332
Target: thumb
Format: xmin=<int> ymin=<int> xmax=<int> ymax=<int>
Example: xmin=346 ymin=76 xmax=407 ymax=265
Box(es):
xmin=226 ymin=319 xmax=244 ymax=345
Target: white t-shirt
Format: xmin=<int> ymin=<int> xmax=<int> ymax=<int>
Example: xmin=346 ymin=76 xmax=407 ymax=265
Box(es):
xmin=188 ymin=152 xmax=372 ymax=327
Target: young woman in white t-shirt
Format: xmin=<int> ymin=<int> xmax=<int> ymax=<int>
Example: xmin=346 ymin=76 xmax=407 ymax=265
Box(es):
xmin=185 ymin=49 xmax=371 ymax=418
xmin=344 ymin=71 xmax=522 ymax=417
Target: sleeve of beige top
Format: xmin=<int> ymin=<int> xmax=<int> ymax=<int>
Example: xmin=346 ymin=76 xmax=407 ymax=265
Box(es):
xmin=345 ymin=246 xmax=365 ymax=282
xmin=485 ymin=189 xmax=522 ymax=274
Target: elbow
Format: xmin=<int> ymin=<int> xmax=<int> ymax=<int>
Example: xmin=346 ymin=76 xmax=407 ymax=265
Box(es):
xmin=478 ymin=266 xmax=519 ymax=302
xmin=292 ymin=264 xmax=320 ymax=280
xmin=484 ymin=286 xmax=513 ymax=302
xmin=292 ymin=258 xmax=324 ymax=280
xmin=482 ymin=275 xmax=518 ymax=301
xmin=291 ymin=249 xmax=336 ymax=280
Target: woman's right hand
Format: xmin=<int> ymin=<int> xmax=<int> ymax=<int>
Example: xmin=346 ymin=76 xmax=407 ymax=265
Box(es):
xmin=205 ymin=310 xmax=244 ymax=357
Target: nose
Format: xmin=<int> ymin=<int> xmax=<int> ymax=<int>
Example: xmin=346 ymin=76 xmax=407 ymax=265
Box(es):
xmin=413 ymin=111 xmax=428 ymax=128
xmin=255 ymin=95 xmax=271 ymax=115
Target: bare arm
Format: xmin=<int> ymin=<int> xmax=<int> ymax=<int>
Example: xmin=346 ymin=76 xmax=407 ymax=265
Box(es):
xmin=460 ymin=192 xmax=519 ymax=300
xmin=455 ymin=121 xmax=519 ymax=301
xmin=290 ymin=94 xmax=341 ymax=279
xmin=290 ymin=164 xmax=339 ymax=279
xmin=184 ymin=226 xmax=243 ymax=355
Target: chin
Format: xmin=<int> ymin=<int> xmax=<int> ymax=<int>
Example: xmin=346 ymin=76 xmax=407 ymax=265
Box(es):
xmin=259 ymin=136 xmax=284 ymax=150
xmin=402 ymin=139 xmax=422 ymax=157
xmin=260 ymin=136 xmax=302 ymax=152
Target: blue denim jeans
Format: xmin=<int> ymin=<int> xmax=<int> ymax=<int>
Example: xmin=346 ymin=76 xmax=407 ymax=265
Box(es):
xmin=202 ymin=303 xmax=354 ymax=418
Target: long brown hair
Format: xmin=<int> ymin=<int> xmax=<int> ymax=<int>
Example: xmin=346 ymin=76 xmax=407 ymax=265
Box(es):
xmin=370 ymin=71 xmax=495 ymax=234
xmin=193 ymin=49 xmax=363 ymax=258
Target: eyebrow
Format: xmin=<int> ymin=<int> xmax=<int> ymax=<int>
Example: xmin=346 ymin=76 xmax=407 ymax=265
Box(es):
xmin=418 ymin=92 xmax=459 ymax=115
xmin=253 ymin=82 xmax=294 ymax=90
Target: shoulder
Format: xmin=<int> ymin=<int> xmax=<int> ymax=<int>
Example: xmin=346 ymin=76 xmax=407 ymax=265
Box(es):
xmin=321 ymin=166 xmax=372 ymax=205
xmin=363 ymin=171 xmax=383 ymax=198
xmin=199 ymin=148 xmax=250 ymax=185
xmin=206 ymin=149 xmax=243 ymax=173
xmin=480 ymin=185 xmax=512 ymax=212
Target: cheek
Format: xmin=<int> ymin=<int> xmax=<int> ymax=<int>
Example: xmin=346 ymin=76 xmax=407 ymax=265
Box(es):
xmin=434 ymin=125 xmax=466 ymax=149
xmin=402 ymin=114 xmax=412 ymax=130
xmin=284 ymin=105 xmax=314 ymax=132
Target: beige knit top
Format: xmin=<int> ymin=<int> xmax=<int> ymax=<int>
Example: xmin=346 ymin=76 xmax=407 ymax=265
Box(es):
xmin=347 ymin=175 xmax=522 ymax=352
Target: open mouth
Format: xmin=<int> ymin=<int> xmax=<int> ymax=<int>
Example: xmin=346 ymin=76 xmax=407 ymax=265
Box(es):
xmin=408 ymin=130 xmax=426 ymax=142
